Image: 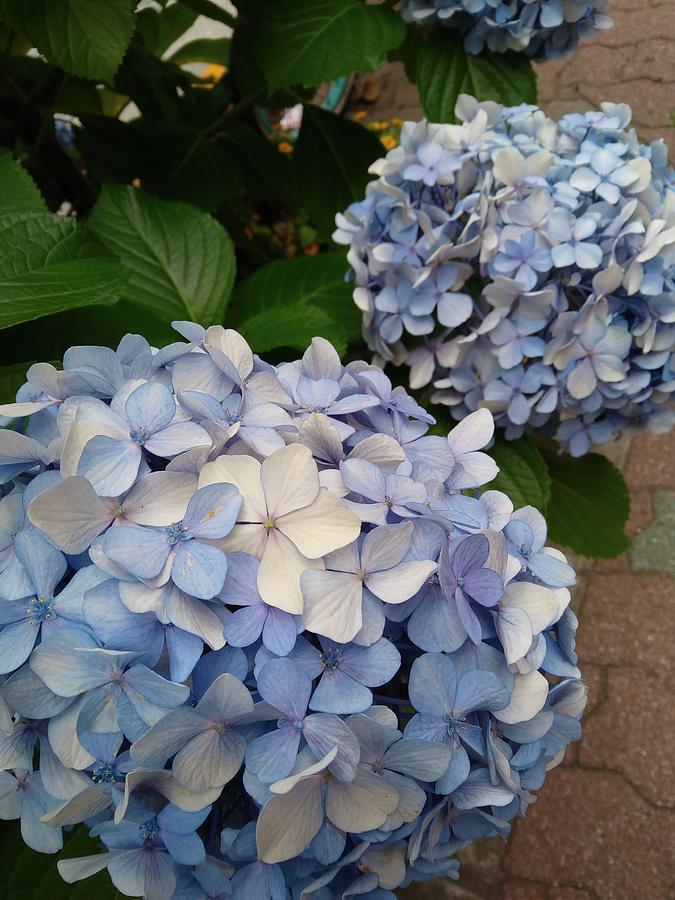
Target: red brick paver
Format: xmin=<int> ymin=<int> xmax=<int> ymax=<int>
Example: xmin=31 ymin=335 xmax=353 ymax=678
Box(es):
xmin=575 ymin=573 xmax=675 ymax=677
xmin=503 ymin=769 xmax=675 ymax=899
xmin=579 ymin=668 xmax=675 ymax=808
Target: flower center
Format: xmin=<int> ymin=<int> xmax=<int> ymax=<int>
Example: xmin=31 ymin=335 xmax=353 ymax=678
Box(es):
xmin=518 ymin=543 xmax=531 ymax=559
xmin=320 ymin=647 xmax=343 ymax=672
xmin=139 ymin=817 xmax=159 ymax=842
xmin=165 ymin=522 xmax=190 ymax=545
xmin=129 ymin=427 xmax=148 ymax=445
xmin=91 ymin=762 xmax=116 ymax=784
xmin=456 ymin=577 xmax=465 ymax=587
xmin=26 ymin=597 xmax=55 ymax=626
xmin=263 ymin=517 xmax=276 ymax=530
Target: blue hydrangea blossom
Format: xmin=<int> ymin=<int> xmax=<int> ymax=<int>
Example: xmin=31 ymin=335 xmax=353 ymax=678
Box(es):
xmin=335 ymin=98 xmax=675 ymax=456
xmin=0 ymin=326 xmax=585 ymax=897
xmin=401 ymin=0 xmax=613 ymax=61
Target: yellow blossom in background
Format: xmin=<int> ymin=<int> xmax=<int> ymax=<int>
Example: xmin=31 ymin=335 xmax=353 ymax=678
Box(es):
xmin=353 ymin=110 xmax=368 ymax=121
xmin=202 ymin=63 xmax=226 ymax=83
xmin=277 ymin=141 xmax=294 ymax=155
xmin=380 ymin=134 xmax=397 ymax=150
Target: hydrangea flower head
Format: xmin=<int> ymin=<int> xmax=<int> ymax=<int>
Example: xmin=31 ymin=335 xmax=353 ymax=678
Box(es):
xmin=401 ymin=0 xmax=613 ymax=60
xmin=0 ymin=325 xmax=584 ymax=896
xmin=335 ymin=97 xmax=675 ymax=455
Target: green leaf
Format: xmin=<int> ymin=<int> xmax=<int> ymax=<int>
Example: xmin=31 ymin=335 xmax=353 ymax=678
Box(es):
xmin=0 ymin=359 xmax=33 ymax=402
xmin=233 ymin=252 xmax=361 ymax=355
xmin=414 ymin=28 xmax=537 ymax=122
xmin=293 ymin=105 xmax=382 ymax=237
xmin=0 ymin=152 xmax=47 ymax=216
xmin=218 ymin=121 xmax=297 ymax=209
xmin=77 ymin=115 xmax=236 ymax=214
xmin=254 ymin=0 xmax=406 ymax=93
xmin=0 ymin=821 xmax=118 ymax=898
xmin=0 ymin=213 xmax=124 ymax=329
xmin=169 ymin=37 xmax=230 ymax=67
xmin=486 ymin=434 xmax=550 ymax=513
xmin=137 ymin=3 xmax=198 ymax=57
xmin=0 ymin=0 xmax=136 ymax=82
xmin=88 ymin=185 xmax=235 ymax=326
xmin=238 ymin=304 xmax=344 ymax=355
xmin=0 ymin=301 xmax=177 ymax=368
xmin=542 ymin=450 xmax=630 ymax=559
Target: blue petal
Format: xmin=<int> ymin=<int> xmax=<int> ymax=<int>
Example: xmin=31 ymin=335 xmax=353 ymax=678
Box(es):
xmin=102 ymin=524 xmax=170 ymax=580
xmin=171 ymin=541 xmax=228 ymax=600
xmin=181 ymin=483 xmax=242 ymax=540
xmin=77 ymin=436 xmax=141 ymax=496
xmin=245 ymin=726 xmax=302 ymax=783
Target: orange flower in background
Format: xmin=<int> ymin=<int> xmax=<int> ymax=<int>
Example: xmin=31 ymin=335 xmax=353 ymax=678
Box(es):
xmin=194 ymin=63 xmax=227 ymax=89
xmin=353 ymin=110 xmax=368 ymax=121
xmin=277 ymin=141 xmax=294 ymax=155
xmin=380 ymin=135 xmax=397 ymax=150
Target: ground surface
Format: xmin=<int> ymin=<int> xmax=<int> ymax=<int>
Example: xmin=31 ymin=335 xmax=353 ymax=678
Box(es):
xmin=350 ymin=2 xmax=675 ymax=896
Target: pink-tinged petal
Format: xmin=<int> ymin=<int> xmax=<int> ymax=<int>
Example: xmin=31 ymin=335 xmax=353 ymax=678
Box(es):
xmin=383 ymin=738 xmax=451 ymax=781
xmin=493 ymin=670 xmax=548 ymax=724
xmin=361 ymin=522 xmax=413 ymax=572
xmin=123 ymin=471 xmax=197 ymax=526
xmin=130 ymin=707 xmax=204 ymax=768
xmin=256 ymin=776 xmax=324 ymax=863
xmin=196 ymin=672 xmax=253 ymax=722
xmin=277 ymin=491 xmax=360 ymax=560
xmin=261 ymin=444 xmax=319 ymax=519
xmin=567 ymin=356 xmax=597 ymax=400
xmin=367 ymin=560 xmax=437 ymax=604
xmin=301 ymin=570 xmax=363 ymax=644
xmin=257 ymin=530 xmax=321 ymax=614
xmin=204 ymin=326 xmax=254 ymax=383
xmin=27 ymin=476 xmax=115 ymax=554
xmin=198 ymin=455 xmax=266 ymax=522
xmin=173 ymin=727 xmax=246 ymax=791
xmin=107 ymin=847 xmax=176 ymax=899
xmin=325 ymin=767 xmax=399 ymax=832
xmin=143 ymin=421 xmax=210 ymax=458
xmin=58 ymin=852 xmax=123 ymax=884
xmin=302 ymin=713 xmax=360 ymax=783
xmin=496 ymin=605 xmax=533 ymax=665
xmin=447 ymin=408 xmax=494 ymax=455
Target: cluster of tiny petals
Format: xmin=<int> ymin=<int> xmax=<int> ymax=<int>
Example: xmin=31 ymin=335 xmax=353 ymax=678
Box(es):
xmin=335 ymin=96 xmax=675 ymax=457
xmin=401 ymin=0 xmax=613 ymax=60
xmin=0 ymin=324 xmax=584 ymax=899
